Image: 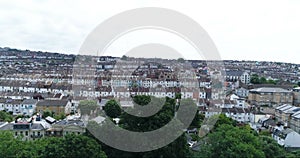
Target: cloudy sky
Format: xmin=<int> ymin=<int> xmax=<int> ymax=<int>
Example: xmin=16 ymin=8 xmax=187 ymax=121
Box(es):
xmin=1 ymin=0 xmax=300 ymax=63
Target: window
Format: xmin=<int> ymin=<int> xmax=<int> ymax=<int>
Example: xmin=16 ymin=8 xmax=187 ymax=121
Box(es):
xmin=25 ymin=131 xmax=28 ymax=136
xmin=15 ymin=132 xmax=18 ymax=136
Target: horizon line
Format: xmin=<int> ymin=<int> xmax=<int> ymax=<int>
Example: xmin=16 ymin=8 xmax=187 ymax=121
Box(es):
xmin=1 ymin=46 xmax=299 ymax=65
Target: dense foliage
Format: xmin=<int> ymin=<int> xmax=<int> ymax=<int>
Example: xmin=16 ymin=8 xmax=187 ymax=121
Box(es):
xmin=42 ymin=109 xmax=65 ymax=120
xmin=93 ymin=96 xmax=192 ymax=158
xmin=250 ymin=74 xmax=277 ymax=84
xmin=132 ymin=95 xmax=151 ymax=106
xmin=193 ymin=114 xmax=298 ymax=158
xmin=103 ymin=99 xmax=122 ymax=118
xmin=78 ymin=100 xmax=99 ymax=115
xmin=0 ymin=131 xmax=107 ymax=158
xmin=2 ymin=95 xmax=300 ymax=158
xmin=0 ymin=110 xmax=13 ymax=122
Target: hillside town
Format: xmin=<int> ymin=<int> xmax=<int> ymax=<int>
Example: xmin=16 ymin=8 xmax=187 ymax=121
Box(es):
xmin=1 ymin=47 xmax=300 ymax=150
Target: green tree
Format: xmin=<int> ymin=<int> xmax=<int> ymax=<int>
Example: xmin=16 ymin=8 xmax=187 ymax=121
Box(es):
xmin=0 ymin=111 xmax=13 ymax=122
xmin=38 ymin=137 xmax=65 ymax=158
xmin=119 ymin=97 xmax=176 ymax=132
xmin=62 ymin=134 xmax=107 ymax=158
xmin=175 ymin=93 xmax=182 ymax=99
xmin=260 ymin=77 xmax=267 ymax=84
xmin=259 ymin=136 xmax=286 ymax=158
xmin=0 ymin=131 xmax=21 ymax=157
xmin=133 ymin=95 xmax=151 ymax=106
xmin=104 ymin=99 xmax=122 ymax=118
xmin=193 ymin=114 xmax=296 ymax=158
xmin=250 ymin=74 xmax=277 ymax=85
xmin=78 ymin=100 xmax=99 ymax=115
xmin=177 ymin=58 xmax=185 ymax=63
xmin=121 ymin=55 xmax=128 ymax=60
xmin=214 ymin=114 xmax=237 ymax=128
xmin=42 ymin=109 xmax=53 ymax=119
xmin=288 ymin=150 xmax=300 ymax=158
xmin=40 ymin=134 xmax=107 ymax=158
xmin=259 ymin=130 xmax=271 ymax=136
xmin=266 ymin=79 xmax=277 ymax=85
xmin=0 ymin=131 xmax=107 ymax=158
xmin=53 ymin=113 xmax=66 ymax=120
xmin=190 ymin=110 xmax=201 ymax=128
xmin=250 ymin=74 xmax=260 ymax=84
xmin=196 ymin=124 xmax=265 ymax=158
xmin=98 ymin=96 xmax=191 ymax=158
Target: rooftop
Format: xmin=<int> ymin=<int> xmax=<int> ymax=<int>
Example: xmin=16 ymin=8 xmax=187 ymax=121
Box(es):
xmin=54 ymin=119 xmax=85 ymax=127
xmin=36 ymin=100 xmax=68 ymax=107
xmin=250 ymin=87 xmax=291 ymax=93
xmin=22 ymin=99 xmax=37 ymax=105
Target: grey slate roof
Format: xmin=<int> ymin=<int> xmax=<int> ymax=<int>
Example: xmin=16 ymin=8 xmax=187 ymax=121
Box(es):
xmin=54 ymin=119 xmax=85 ymax=127
xmin=276 ymin=104 xmax=293 ymax=111
xmin=22 ymin=99 xmax=37 ymax=105
xmin=250 ymin=87 xmax=291 ymax=93
xmin=284 ymin=131 xmax=300 ymax=148
xmin=0 ymin=123 xmax=13 ymax=130
xmin=225 ymin=70 xmax=244 ymax=76
xmin=36 ymin=100 xmax=68 ymax=107
xmin=292 ymin=111 xmax=300 ymax=119
xmin=276 ymin=104 xmax=292 ymax=110
xmin=31 ymin=123 xmax=45 ymax=130
xmin=0 ymin=122 xmax=46 ymax=130
xmin=0 ymin=122 xmax=7 ymax=128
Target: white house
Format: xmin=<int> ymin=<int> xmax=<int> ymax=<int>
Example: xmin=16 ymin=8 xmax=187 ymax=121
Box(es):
xmin=21 ymin=99 xmax=37 ymax=116
xmin=272 ymin=128 xmax=300 ymax=149
xmin=225 ymin=70 xmax=250 ymax=84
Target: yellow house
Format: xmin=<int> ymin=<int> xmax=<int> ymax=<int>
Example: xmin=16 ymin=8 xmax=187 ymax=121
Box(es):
xmin=36 ymin=100 xmax=70 ymax=115
xmin=248 ymin=87 xmax=293 ymax=107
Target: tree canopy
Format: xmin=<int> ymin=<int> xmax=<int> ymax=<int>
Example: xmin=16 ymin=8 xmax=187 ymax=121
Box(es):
xmin=78 ymin=100 xmax=99 ymax=115
xmin=196 ymin=124 xmax=265 ymax=158
xmin=2 ymin=96 xmax=300 ymax=158
xmin=0 ymin=110 xmax=13 ymax=122
xmin=194 ymin=114 xmax=296 ymax=158
xmin=94 ymin=96 xmax=192 ymax=158
xmin=104 ymin=99 xmax=122 ymax=118
xmin=0 ymin=131 xmax=107 ymax=158
xmin=133 ymin=95 xmax=151 ymax=106
xmin=250 ymin=74 xmax=277 ymax=84
xmin=177 ymin=58 xmax=185 ymax=63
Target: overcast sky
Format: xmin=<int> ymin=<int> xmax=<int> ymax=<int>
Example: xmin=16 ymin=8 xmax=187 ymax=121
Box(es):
xmin=1 ymin=0 xmax=300 ymax=64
